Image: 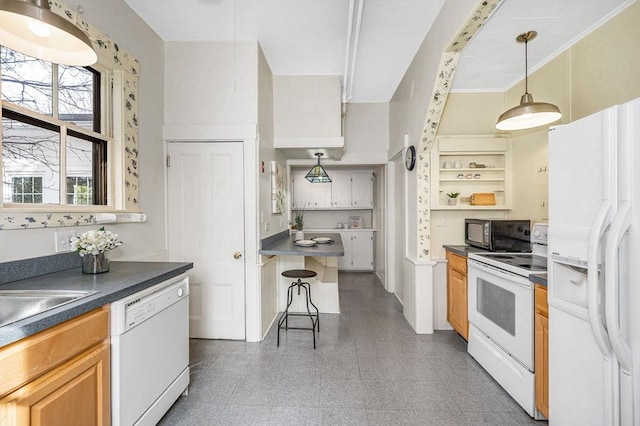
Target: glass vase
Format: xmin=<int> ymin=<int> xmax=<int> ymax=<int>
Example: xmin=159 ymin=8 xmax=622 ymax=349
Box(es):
xmin=82 ymin=253 xmax=110 ymax=274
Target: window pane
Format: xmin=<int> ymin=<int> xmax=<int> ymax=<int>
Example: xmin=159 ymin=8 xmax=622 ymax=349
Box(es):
xmin=2 ymin=117 xmax=60 ymax=204
xmin=0 ymin=47 xmax=53 ymax=116
xmin=58 ymin=65 xmax=95 ymax=130
xmin=66 ymin=135 xmax=94 ymax=205
xmin=9 ymin=176 xmax=43 ymax=205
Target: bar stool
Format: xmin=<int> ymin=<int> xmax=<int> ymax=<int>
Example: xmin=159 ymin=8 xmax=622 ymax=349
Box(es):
xmin=277 ymin=269 xmax=320 ymax=349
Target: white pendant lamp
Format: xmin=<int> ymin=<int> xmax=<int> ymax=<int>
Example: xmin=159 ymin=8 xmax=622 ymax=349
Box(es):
xmin=496 ymin=31 xmax=562 ymax=131
xmin=0 ymin=0 xmax=97 ymax=66
xmin=305 ymin=153 xmax=331 ymax=183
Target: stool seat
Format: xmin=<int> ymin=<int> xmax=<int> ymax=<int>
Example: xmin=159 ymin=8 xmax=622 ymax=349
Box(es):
xmin=282 ymin=269 xmax=317 ymax=279
xmin=277 ymin=269 xmax=320 ymax=349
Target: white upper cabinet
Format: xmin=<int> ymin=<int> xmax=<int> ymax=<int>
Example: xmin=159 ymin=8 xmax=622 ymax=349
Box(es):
xmin=292 ymin=169 xmax=331 ymax=209
xmin=351 ymin=173 xmax=374 ymax=208
xmin=330 ymin=170 xmax=352 ymax=208
xmin=293 ymin=168 xmax=374 ymax=210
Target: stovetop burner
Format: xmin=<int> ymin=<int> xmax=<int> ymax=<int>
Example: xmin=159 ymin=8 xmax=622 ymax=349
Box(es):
xmin=469 ymin=252 xmax=547 ymax=276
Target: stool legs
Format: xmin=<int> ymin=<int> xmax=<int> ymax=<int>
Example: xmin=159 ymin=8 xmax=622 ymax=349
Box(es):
xmin=277 ymin=278 xmax=320 ymax=349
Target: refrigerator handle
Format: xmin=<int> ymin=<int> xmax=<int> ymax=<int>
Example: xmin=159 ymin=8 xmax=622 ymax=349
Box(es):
xmin=604 ymin=201 xmax=633 ymax=373
xmin=587 ymin=200 xmax=613 ymax=357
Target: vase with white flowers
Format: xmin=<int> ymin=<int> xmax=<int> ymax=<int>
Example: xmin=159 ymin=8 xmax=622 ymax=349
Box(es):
xmin=70 ymin=227 xmax=123 ymax=274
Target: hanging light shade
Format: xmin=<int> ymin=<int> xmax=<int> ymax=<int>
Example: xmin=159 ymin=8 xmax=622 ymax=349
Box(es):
xmin=496 ymin=31 xmax=562 ymax=131
xmin=305 ymin=153 xmax=331 ymax=183
xmin=0 ymin=0 xmax=97 ymax=66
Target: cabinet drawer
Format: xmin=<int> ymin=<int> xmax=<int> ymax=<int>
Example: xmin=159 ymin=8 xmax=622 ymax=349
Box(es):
xmin=446 ymin=251 xmax=467 ymax=274
xmin=0 ymin=307 xmax=109 ymax=397
xmin=535 ymin=284 xmax=548 ymax=317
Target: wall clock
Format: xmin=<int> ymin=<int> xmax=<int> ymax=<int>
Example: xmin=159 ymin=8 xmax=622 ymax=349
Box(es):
xmin=405 ymin=145 xmax=416 ymax=171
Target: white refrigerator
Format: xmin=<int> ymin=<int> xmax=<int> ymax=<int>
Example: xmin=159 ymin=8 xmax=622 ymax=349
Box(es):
xmin=548 ymin=97 xmax=639 ymax=426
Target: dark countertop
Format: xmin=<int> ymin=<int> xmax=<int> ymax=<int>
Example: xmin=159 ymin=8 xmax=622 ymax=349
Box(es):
xmin=443 ymin=245 xmax=490 ymax=257
xmin=260 ymin=233 xmax=344 ymax=257
xmin=530 ymin=272 xmax=548 ymax=287
xmin=0 ymin=261 xmax=193 ymax=348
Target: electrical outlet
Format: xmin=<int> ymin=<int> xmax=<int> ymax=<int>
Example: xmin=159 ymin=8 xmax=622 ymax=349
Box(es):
xmin=55 ymin=230 xmax=76 ymax=253
xmin=280 ymin=220 xmax=284 ymax=228
xmin=264 ymin=222 xmax=270 ymax=232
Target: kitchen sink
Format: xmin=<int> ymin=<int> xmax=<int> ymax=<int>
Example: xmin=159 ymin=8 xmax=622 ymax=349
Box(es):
xmin=0 ymin=290 xmax=95 ymax=327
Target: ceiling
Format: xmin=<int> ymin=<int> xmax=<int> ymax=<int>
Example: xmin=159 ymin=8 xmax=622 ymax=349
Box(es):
xmin=124 ymin=0 xmax=631 ymax=102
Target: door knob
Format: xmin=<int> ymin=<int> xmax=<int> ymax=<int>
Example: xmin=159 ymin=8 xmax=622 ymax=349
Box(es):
xmin=234 ymin=252 xmax=242 ymax=259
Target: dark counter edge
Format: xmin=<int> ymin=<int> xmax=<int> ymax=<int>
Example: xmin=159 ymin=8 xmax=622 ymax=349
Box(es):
xmin=443 ymin=244 xmax=489 ymax=257
xmin=529 ymin=272 xmax=548 ymax=287
xmin=0 ymin=261 xmax=193 ymax=348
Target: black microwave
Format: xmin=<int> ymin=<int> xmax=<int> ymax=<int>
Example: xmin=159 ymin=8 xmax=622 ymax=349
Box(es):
xmin=465 ymin=219 xmax=531 ymax=252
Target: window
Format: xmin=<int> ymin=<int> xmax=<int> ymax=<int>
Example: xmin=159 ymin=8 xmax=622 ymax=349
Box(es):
xmin=11 ymin=176 xmax=42 ymax=203
xmin=1 ymin=47 xmax=107 ymax=206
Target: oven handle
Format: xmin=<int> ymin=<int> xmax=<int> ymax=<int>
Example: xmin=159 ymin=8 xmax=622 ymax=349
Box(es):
xmin=468 ymin=259 xmax=532 ymax=289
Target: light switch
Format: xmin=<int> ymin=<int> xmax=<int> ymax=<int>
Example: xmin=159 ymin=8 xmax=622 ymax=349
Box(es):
xmin=55 ymin=230 xmax=76 ymax=252
xmin=260 ymin=211 xmax=264 ymax=223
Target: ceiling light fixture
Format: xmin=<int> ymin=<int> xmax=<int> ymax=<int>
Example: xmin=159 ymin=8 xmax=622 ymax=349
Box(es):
xmin=305 ymin=153 xmax=331 ymax=183
xmin=496 ymin=31 xmax=562 ymax=131
xmin=0 ymin=0 xmax=97 ymax=66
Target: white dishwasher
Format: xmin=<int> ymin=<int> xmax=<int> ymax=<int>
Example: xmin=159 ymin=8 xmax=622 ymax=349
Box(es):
xmin=111 ymin=273 xmax=190 ymax=426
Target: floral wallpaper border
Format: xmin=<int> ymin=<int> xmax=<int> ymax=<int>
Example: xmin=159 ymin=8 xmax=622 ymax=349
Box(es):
xmin=416 ymin=0 xmax=503 ymax=259
xmin=0 ymin=1 xmax=140 ymax=231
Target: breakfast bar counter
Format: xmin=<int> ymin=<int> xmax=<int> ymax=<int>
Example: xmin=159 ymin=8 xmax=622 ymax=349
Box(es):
xmin=260 ymin=232 xmax=344 ymax=314
xmin=259 ymin=232 xmax=344 ymax=257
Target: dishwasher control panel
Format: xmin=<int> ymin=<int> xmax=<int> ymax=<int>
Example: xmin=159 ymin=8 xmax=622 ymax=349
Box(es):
xmin=110 ymin=274 xmax=189 ymax=335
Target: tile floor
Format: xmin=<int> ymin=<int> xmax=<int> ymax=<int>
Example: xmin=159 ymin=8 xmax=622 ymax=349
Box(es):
xmin=159 ymin=272 xmax=545 ymax=425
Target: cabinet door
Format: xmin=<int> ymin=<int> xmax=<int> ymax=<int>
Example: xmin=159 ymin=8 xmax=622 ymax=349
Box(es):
xmin=330 ymin=170 xmax=351 ymax=208
xmin=350 ymin=231 xmax=374 ymax=270
xmin=292 ymin=170 xmax=312 ymax=209
xmin=338 ymin=231 xmax=352 ymax=270
xmin=448 ymin=267 xmax=468 ymax=340
xmin=351 ymin=173 xmax=373 ymax=208
xmin=535 ymin=312 xmax=549 ymax=418
xmin=310 ymin=182 xmax=332 ymax=209
xmin=0 ymin=342 xmax=110 ymax=426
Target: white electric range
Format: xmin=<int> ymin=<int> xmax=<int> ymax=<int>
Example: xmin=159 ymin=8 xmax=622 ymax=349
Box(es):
xmin=466 ymin=222 xmax=548 ymax=420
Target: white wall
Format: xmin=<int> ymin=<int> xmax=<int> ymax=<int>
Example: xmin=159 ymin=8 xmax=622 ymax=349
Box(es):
xmin=0 ymin=0 xmax=166 ymax=262
xmin=164 ymin=41 xmax=258 ymax=127
xmin=344 ymin=103 xmax=389 ymax=154
xmin=273 ymin=75 xmax=342 ymax=138
xmin=257 ymin=47 xmax=288 ymax=240
xmin=387 ymin=0 xmax=478 ymax=332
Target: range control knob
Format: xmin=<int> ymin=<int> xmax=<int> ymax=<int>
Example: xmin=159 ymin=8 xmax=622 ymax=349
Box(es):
xmin=533 ymin=229 xmax=541 ymax=238
xmin=177 ymin=287 xmax=184 ymax=297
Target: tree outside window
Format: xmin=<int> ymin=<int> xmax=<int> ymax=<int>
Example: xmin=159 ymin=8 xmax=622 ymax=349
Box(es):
xmin=1 ymin=47 xmax=107 ymax=206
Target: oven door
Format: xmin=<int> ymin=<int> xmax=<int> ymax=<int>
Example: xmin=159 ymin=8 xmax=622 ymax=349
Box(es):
xmin=467 ymin=259 xmax=534 ymax=370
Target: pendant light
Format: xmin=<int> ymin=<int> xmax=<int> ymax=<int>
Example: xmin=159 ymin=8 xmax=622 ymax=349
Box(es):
xmin=305 ymin=153 xmax=331 ymax=183
xmin=0 ymin=0 xmax=97 ymax=66
xmin=496 ymin=31 xmax=562 ymax=131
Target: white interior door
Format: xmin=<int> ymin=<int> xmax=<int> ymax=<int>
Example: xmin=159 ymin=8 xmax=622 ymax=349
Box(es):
xmin=167 ymin=141 xmax=245 ymax=340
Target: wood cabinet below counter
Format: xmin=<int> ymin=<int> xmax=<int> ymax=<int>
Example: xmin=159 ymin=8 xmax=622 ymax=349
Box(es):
xmin=0 ymin=307 xmax=110 ymax=426
xmin=446 ymin=250 xmax=468 ymax=340
xmin=535 ymin=283 xmax=549 ymax=419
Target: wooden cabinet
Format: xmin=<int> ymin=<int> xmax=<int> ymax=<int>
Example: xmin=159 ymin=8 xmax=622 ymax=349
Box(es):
xmin=338 ymin=231 xmax=374 ymax=271
xmin=446 ymin=250 xmax=468 ymax=340
xmin=535 ymin=284 xmax=549 ymax=419
xmin=0 ymin=307 xmax=110 ymax=426
xmin=431 ymin=135 xmax=512 ymax=210
xmin=329 ymin=170 xmax=352 ymax=208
